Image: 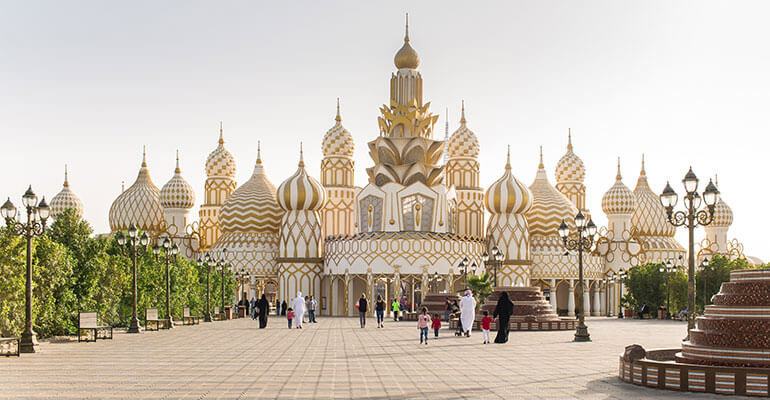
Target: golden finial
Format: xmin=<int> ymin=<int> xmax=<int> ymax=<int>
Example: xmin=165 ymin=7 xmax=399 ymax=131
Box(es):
xmin=538 ymin=146 xmax=544 ymax=169
xmin=641 ymin=154 xmax=646 ymax=175
xmin=256 ymin=141 xmax=262 ymax=164
xmin=298 ymin=142 xmax=305 ymax=168
xmin=335 ymin=97 xmax=342 ymax=122
xmin=175 ymin=150 xmax=181 ymax=174
xmin=715 ymin=173 xmax=719 ymax=188
xmin=63 ymin=164 xmax=69 ymax=187
xmin=394 ymin=13 xmax=419 ymax=69
xmin=460 ymin=100 xmax=467 ymax=124
xmin=505 ymin=145 xmax=511 ymax=169
xmin=405 ymin=13 xmax=409 ymax=42
xmin=567 ymin=128 xmax=573 ymax=151
xmin=142 ymin=145 xmax=147 ymax=167
xmin=616 ymin=157 xmax=622 ymax=180
xmin=218 ymin=121 xmax=224 ymax=145
xmin=121 ymin=181 xmax=125 ymax=193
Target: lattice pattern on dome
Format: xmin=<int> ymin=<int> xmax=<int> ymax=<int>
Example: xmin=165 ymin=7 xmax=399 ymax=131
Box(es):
xmin=525 ymin=152 xmax=579 ymax=236
xmin=711 ymin=198 xmax=733 ymax=227
xmin=555 ymin=133 xmax=585 ymax=183
xmin=160 ymin=153 xmax=195 ymax=209
xmin=205 ymin=125 xmax=236 ymax=178
xmin=601 ymin=162 xmax=635 ymax=215
xmin=277 ymin=149 xmax=325 ymax=211
xmin=210 ymin=232 xmax=279 ymax=276
xmin=219 ymin=152 xmax=284 ymax=234
xmin=447 ymin=106 xmax=479 ymax=159
xmin=108 ymin=156 xmax=165 ymax=234
xmin=631 ymin=162 xmax=675 ymax=237
xmin=322 ymin=102 xmax=354 ymax=158
xmin=50 ymin=166 xmax=84 ymax=220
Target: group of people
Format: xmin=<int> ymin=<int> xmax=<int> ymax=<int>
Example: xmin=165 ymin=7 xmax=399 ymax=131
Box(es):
xmin=417 ymin=290 xmax=515 ymax=345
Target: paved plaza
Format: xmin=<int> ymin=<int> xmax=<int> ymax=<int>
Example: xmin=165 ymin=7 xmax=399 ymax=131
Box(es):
xmin=0 ymin=317 xmax=735 ymax=399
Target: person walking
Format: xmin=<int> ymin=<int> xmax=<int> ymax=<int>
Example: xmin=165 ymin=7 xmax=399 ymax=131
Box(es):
xmin=308 ymin=296 xmax=317 ymax=323
xmin=481 ymin=311 xmax=492 ymax=344
xmin=257 ymin=294 xmax=270 ymax=329
xmin=250 ymin=297 xmax=257 ymax=320
xmin=391 ymin=298 xmax=400 ymax=321
xmin=417 ymin=307 xmax=431 ymax=345
xmin=444 ymin=298 xmax=453 ymax=322
xmin=357 ymin=294 xmax=368 ymax=328
xmin=493 ymin=291 xmax=514 ymax=343
xmin=287 ymin=308 xmax=294 ymax=329
xmin=281 ymin=300 xmax=287 ymax=316
xmin=275 ymin=299 xmax=280 ymax=316
xmin=292 ymin=292 xmax=306 ymax=329
xmin=459 ymin=290 xmax=476 ymax=337
xmin=375 ymin=295 xmax=385 ymax=328
xmin=432 ymin=313 xmax=441 ymax=338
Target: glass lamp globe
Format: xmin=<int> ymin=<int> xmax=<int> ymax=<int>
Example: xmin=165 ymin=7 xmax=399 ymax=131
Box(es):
xmin=683 ymin=167 xmax=699 ymax=194
xmin=22 ymin=186 xmax=37 ymax=208
xmin=37 ymin=197 xmax=50 ymax=220
xmin=660 ymin=182 xmax=678 ymax=208
xmin=586 ymin=219 xmax=597 ymax=236
xmin=139 ymin=232 xmax=149 ymax=246
xmin=171 ymin=244 xmax=179 ymax=256
xmin=703 ymin=179 xmax=719 ymax=206
xmin=128 ymin=224 xmax=138 ymax=238
xmin=152 ymin=244 xmax=161 ymax=255
xmin=163 ymin=238 xmax=171 ymax=249
xmin=116 ymin=231 xmax=126 ymax=246
xmin=558 ymin=220 xmax=569 ymax=239
xmin=574 ymin=211 xmax=586 ymax=228
xmin=1 ymin=198 xmax=16 ymax=220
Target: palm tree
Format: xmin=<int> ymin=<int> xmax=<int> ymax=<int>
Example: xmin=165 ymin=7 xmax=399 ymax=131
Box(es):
xmin=466 ymin=273 xmax=493 ymax=308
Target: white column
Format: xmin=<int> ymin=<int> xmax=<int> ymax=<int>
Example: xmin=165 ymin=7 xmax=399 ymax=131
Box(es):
xmin=568 ymin=280 xmax=575 ymax=317
xmin=599 ymin=286 xmax=606 ymax=316
xmin=550 ymin=279 xmax=558 ymax=311
xmin=582 ymin=282 xmax=591 ymax=318
xmin=592 ymin=287 xmax=601 ymax=316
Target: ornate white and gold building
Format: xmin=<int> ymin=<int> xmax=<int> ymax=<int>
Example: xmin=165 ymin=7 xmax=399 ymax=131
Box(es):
xmin=98 ymin=18 xmax=758 ymax=317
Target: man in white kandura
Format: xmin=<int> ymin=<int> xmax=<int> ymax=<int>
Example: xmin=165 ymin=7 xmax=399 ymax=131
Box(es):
xmin=292 ymin=292 xmax=306 ymax=329
xmin=459 ymin=289 xmax=476 ymax=337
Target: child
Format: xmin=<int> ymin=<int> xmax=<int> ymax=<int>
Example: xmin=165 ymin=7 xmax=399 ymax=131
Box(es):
xmin=432 ymin=313 xmax=441 ymax=338
xmin=287 ymin=307 xmax=294 ymax=329
xmin=481 ymin=311 xmax=492 ymax=344
xmin=417 ymin=307 xmax=431 ymax=345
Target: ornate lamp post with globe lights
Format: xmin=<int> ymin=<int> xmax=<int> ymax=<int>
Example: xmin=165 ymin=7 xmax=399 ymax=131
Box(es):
xmin=557 ymin=211 xmax=597 ymax=342
xmin=115 ymin=224 xmax=149 ymax=333
xmin=482 ymin=246 xmax=504 ymax=287
xmin=198 ymin=253 xmax=213 ymax=322
xmin=659 ymin=256 xmax=682 ymax=319
xmin=153 ymin=238 xmax=179 ymax=327
xmin=1 ymin=187 xmax=50 ymax=353
xmin=659 ymin=167 xmax=719 ymax=338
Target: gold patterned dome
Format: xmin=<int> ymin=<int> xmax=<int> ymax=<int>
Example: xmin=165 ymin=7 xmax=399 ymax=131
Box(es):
xmin=160 ymin=151 xmax=195 ymax=209
xmin=322 ymin=99 xmax=355 ymax=158
xmin=394 ymin=15 xmax=420 ymax=70
xmin=601 ymin=158 xmax=636 ymax=215
xmin=277 ymin=144 xmax=326 ymax=211
xmin=631 ymin=155 xmax=676 ymax=237
xmin=555 ymin=130 xmax=586 ymax=183
xmin=525 ymin=147 xmax=579 ymax=236
xmin=447 ymin=102 xmax=480 ymax=159
xmin=50 ymin=165 xmax=84 ymax=220
xmin=486 ymin=146 xmax=531 ymax=214
xmin=205 ymin=122 xmax=236 ymax=178
xmin=711 ymin=176 xmax=733 ymax=227
xmin=219 ymin=143 xmax=284 ymax=234
xmin=108 ymin=149 xmax=165 ymax=234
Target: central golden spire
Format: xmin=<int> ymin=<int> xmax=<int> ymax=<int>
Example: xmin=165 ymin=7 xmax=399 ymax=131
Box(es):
xmin=394 ymin=13 xmax=419 ymax=69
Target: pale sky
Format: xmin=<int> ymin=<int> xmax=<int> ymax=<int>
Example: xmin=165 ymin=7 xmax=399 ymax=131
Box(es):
xmin=1 ymin=1 xmax=768 ymax=260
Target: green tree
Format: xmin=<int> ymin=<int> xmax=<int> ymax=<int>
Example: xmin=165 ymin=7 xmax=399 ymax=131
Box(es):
xmin=466 ymin=273 xmax=493 ymax=308
xmin=623 ymin=263 xmax=666 ymax=312
xmin=695 ymin=255 xmax=753 ymax=312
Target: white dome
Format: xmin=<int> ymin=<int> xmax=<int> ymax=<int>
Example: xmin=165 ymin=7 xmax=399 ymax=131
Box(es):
xmin=485 ymin=147 xmax=531 ymax=214
xmin=160 ymin=152 xmax=195 ymax=209
xmin=277 ymin=147 xmax=325 ymax=211
xmin=205 ymin=124 xmax=236 ymax=178
xmin=50 ymin=165 xmax=84 ymax=220
xmin=711 ymin=178 xmax=733 ymax=227
xmin=447 ymin=104 xmax=480 ymax=159
xmin=555 ymin=131 xmax=585 ymax=184
xmin=109 ymin=151 xmax=165 ymax=234
xmin=601 ymin=159 xmax=636 ymax=215
xmin=525 ymin=148 xmax=579 ymax=236
xmin=322 ymin=101 xmax=354 ymax=158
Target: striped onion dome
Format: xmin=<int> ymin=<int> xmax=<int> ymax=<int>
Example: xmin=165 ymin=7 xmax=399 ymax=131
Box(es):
xmin=525 ymin=147 xmax=579 ymax=236
xmin=160 ymin=151 xmax=195 ymax=209
xmin=631 ymin=156 xmax=676 ymax=237
xmin=601 ymin=158 xmax=636 ymax=215
xmin=50 ymin=165 xmax=84 ymax=219
xmin=108 ymin=150 xmax=165 ymax=233
xmin=205 ymin=123 xmax=236 ymax=178
xmin=555 ymin=130 xmax=585 ymax=184
xmin=711 ymin=176 xmax=733 ymax=227
xmin=219 ymin=143 xmax=284 ymax=234
xmin=485 ymin=146 xmax=531 ymax=214
xmin=322 ymin=99 xmax=354 ymax=158
xmin=447 ymin=102 xmax=480 ymax=159
xmin=277 ymin=145 xmax=326 ymax=211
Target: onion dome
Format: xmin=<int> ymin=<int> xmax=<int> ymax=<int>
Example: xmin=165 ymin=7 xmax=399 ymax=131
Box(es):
xmin=447 ymin=101 xmax=480 ymax=159
xmin=394 ymin=14 xmax=419 ymax=69
xmin=485 ymin=146 xmax=531 ymax=214
xmin=630 ymin=155 xmax=676 ymax=237
xmin=109 ymin=149 xmax=165 ymax=233
xmin=160 ymin=151 xmax=195 ymax=209
xmin=601 ymin=158 xmax=636 ymax=215
xmin=710 ymin=176 xmax=733 ymax=227
xmin=277 ymin=145 xmax=326 ymax=211
xmin=50 ymin=165 xmax=84 ymax=219
xmin=525 ymin=147 xmax=579 ymax=236
xmin=321 ymin=99 xmax=354 ymax=158
xmin=555 ymin=129 xmax=586 ymax=183
xmin=219 ymin=142 xmax=284 ymax=233
xmin=205 ymin=122 xmax=236 ymax=178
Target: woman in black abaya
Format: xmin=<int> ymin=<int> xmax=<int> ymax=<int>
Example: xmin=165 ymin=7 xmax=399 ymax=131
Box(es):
xmin=257 ymin=294 xmax=270 ymax=329
xmin=493 ymin=291 xmax=514 ymax=343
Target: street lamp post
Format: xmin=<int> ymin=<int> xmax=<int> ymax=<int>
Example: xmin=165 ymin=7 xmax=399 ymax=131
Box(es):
xmin=659 ymin=259 xmax=678 ymax=319
xmin=1 ymin=187 xmax=50 ymax=353
xmin=482 ymin=246 xmax=503 ymax=287
xmin=153 ymin=238 xmax=179 ymax=328
xmin=115 ymin=224 xmax=149 ymax=333
xmin=558 ymin=211 xmax=597 ymax=342
xmin=199 ymin=253 xmax=213 ymax=322
xmin=659 ymin=167 xmax=719 ymax=339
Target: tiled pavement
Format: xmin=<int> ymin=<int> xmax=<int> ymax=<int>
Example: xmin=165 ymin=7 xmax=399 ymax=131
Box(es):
xmin=0 ymin=317 xmax=734 ymax=399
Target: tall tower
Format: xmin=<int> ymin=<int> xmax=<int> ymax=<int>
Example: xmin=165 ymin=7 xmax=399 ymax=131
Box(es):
xmin=199 ymin=123 xmax=237 ymax=250
xmin=446 ymin=102 xmax=484 ymax=238
xmin=320 ymin=99 xmax=357 ymax=237
xmin=555 ymin=130 xmax=588 ymax=214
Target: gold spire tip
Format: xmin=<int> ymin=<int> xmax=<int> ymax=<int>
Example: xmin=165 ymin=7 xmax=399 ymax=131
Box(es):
xmin=142 ymin=146 xmax=147 ymax=167
xmin=567 ymin=128 xmax=573 ymax=151
xmin=218 ymin=121 xmax=224 ymax=144
xmin=256 ymin=141 xmax=262 ymax=164
xmin=298 ymin=142 xmax=305 ymax=167
xmin=641 ymin=153 xmax=646 ymax=174
xmin=616 ymin=157 xmax=622 ymax=180
xmin=175 ymin=150 xmax=181 ymax=173
xmin=405 ymin=13 xmax=409 ymax=42
xmin=538 ymin=146 xmax=544 ymax=168
xmin=506 ymin=145 xmax=511 ymax=169
xmin=460 ymin=100 xmax=466 ymax=124
xmin=64 ymin=164 xmax=69 ymax=186
xmin=335 ymin=97 xmax=341 ymax=122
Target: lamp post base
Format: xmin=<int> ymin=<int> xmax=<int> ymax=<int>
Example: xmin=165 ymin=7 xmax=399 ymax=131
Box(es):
xmin=20 ymin=330 xmax=38 ymax=353
xmin=167 ymin=317 xmax=175 ymax=328
xmin=127 ymin=318 xmax=141 ymax=333
xmin=574 ymin=322 xmax=591 ymax=342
